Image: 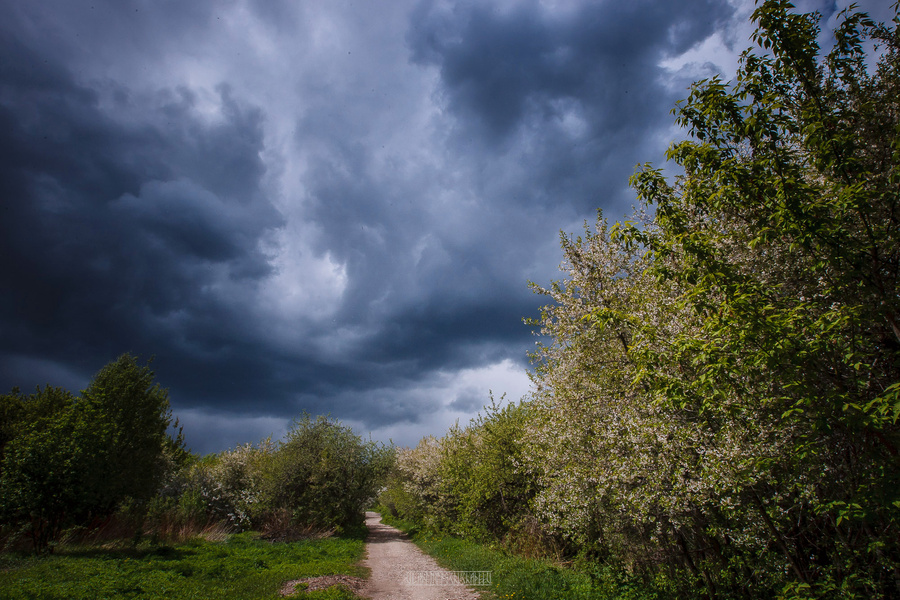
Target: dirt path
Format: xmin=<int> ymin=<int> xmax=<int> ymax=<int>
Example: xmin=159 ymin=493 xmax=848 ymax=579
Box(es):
xmin=359 ymin=512 xmax=483 ymax=600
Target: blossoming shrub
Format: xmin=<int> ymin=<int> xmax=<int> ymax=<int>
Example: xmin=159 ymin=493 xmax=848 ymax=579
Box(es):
xmin=378 ymin=436 xmax=446 ymax=527
xmin=523 ymin=2 xmax=900 ymax=596
xmin=147 ymin=439 xmax=274 ymax=537
xmin=380 ymin=400 xmax=551 ymax=552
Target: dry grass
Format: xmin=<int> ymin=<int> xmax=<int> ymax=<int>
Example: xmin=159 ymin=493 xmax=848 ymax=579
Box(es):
xmin=197 ymin=521 xmax=232 ymax=542
xmin=2 ymin=508 xmax=334 ymax=554
xmin=149 ymin=517 xmax=233 ymax=544
xmin=259 ymin=509 xmax=334 ymax=543
xmin=0 ymin=512 xmax=239 ymax=553
xmin=0 ymin=525 xmax=32 ymax=554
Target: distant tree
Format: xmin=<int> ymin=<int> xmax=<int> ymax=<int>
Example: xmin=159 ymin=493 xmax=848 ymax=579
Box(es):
xmin=0 ymin=354 xmax=178 ymax=552
xmin=263 ymin=415 xmax=392 ymax=530
xmin=378 ymin=436 xmax=446 ymax=527
xmin=77 ymin=354 xmax=174 ymax=514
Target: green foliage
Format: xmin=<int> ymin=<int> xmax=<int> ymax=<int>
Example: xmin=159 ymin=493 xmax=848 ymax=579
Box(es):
xmin=264 ymin=415 xmax=393 ymax=530
xmin=520 ymin=1 xmax=900 ymax=597
xmin=437 ymin=398 xmax=538 ymax=541
xmin=144 ymin=414 xmax=390 ymax=540
xmin=0 ymin=354 xmax=179 ymax=552
xmin=0 ymin=531 xmax=366 ymax=600
xmin=146 ymin=440 xmax=275 ymax=536
xmin=209 ymin=441 xmax=273 ymax=529
xmin=0 ymin=386 xmax=71 ymax=467
xmin=378 ymin=435 xmax=446 ymax=527
xmin=78 ymin=354 xmax=175 ymax=513
xmin=0 ymin=399 xmax=82 ymax=551
xmin=378 ymin=398 xmax=546 ymax=551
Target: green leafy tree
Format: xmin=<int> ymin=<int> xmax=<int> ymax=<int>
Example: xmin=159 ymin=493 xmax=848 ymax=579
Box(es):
xmin=0 ymin=354 xmax=178 ymax=551
xmin=0 ymin=386 xmax=72 ymax=470
xmin=625 ymin=2 xmax=900 ymax=594
xmin=0 ymin=387 xmax=80 ymax=550
xmin=77 ymin=354 xmax=175 ymax=514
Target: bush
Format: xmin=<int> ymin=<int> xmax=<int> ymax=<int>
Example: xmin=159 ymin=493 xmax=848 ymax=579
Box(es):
xmin=264 ymin=415 xmax=392 ymax=530
xmin=438 ymin=398 xmax=536 ymax=542
xmin=378 ymin=436 xmax=447 ymax=529
xmin=197 ymin=441 xmax=274 ymax=530
xmin=380 ymin=399 xmax=544 ymax=550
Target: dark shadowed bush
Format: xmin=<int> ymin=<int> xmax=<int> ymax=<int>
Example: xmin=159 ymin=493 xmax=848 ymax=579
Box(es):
xmin=263 ymin=415 xmax=393 ymax=530
xmin=0 ymin=354 xmax=178 ymax=552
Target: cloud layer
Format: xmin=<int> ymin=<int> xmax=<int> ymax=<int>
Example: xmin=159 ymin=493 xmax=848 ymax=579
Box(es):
xmin=1 ymin=0 xmax=886 ymax=452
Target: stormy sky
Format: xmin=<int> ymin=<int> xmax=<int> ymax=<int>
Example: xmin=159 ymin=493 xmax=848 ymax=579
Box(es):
xmin=1 ymin=0 xmax=891 ymax=454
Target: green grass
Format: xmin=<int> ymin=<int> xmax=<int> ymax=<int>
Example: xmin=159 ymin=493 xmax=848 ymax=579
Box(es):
xmin=378 ymin=512 xmax=661 ymax=600
xmin=0 ymin=531 xmax=367 ymax=600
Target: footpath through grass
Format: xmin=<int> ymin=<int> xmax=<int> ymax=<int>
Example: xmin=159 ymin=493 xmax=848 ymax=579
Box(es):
xmin=378 ymin=513 xmax=661 ymax=600
xmin=0 ymin=530 xmax=367 ymax=600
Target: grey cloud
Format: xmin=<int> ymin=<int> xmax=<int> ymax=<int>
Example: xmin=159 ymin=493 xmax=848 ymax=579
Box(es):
xmin=0 ymin=32 xmax=282 ymax=392
xmin=271 ymin=0 xmax=739 ymax=433
xmin=448 ymin=388 xmax=486 ymax=413
xmin=397 ymin=0 xmax=737 ymax=229
xmin=407 ymin=0 xmax=733 ymax=142
xmin=1 ymin=0 xmax=769 ymax=454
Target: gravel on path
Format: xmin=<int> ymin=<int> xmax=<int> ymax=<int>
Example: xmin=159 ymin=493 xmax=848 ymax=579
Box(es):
xmin=360 ymin=512 xmax=483 ymax=600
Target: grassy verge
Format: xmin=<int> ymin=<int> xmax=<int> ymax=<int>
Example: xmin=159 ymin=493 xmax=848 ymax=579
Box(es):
xmin=377 ymin=512 xmax=660 ymax=600
xmin=0 ymin=530 xmax=368 ymax=600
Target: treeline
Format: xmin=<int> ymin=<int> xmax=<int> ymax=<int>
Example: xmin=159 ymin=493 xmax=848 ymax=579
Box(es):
xmin=379 ymin=2 xmax=900 ymax=599
xmin=0 ymin=354 xmax=393 ymax=553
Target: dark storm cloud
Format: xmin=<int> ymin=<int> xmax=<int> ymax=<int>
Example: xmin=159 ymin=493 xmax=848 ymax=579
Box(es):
xmin=1 ymin=0 xmax=801 ymax=452
xmin=0 ymin=26 xmax=282 ymax=396
xmin=292 ymin=0 xmax=735 ymax=391
xmin=406 ymin=0 xmax=733 ymax=206
xmin=297 ymin=137 xmax=543 ymax=391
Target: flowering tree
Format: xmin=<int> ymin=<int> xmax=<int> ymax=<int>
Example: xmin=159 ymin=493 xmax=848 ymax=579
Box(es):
xmin=527 ymin=1 xmax=900 ymax=597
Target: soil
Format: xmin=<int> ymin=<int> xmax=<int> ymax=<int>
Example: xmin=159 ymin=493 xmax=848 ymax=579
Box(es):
xmin=280 ymin=574 xmax=367 ymax=596
xmin=358 ymin=512 xmax=482 ymax=600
